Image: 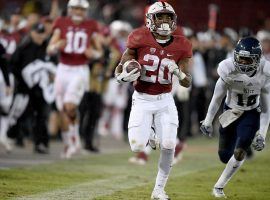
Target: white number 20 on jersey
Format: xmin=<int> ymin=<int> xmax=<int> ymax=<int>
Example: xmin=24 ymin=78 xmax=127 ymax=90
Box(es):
xmin=140 ymin=54 xmax=173 ymax=84
xmin=65 ymin=31 xmax=88 ymax=54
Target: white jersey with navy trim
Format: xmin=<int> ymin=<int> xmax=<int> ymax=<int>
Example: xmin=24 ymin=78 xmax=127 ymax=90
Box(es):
xmin=217 ymin=57 xmax=270 ymax=111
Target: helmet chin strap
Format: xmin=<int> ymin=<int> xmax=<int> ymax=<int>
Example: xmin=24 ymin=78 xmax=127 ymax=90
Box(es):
xmin=156 ymin=23 xmax=172 ymax=36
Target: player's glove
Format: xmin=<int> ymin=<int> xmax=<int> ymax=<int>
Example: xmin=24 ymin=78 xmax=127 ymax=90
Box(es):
xmin=116 ymin=62 xmax=140 ymax=83
xmin=200 ymin=120 xmax=213 ymax=137
xmin=252 ymin=132 xmax=265 ymax=151
xmin=168 ymin=62 xmax=186 ymax=80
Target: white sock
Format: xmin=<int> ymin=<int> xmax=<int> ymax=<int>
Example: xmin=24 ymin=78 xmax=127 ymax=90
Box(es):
xmin=214 ymin=155 xmax=245 ymax=189
xmin=154 ymin=148 xmax=174 ymax=191
xmin=61 ymin=130 xmax=70 ymax=146
xmin=69 ymin=124 xmax=81 ymax=149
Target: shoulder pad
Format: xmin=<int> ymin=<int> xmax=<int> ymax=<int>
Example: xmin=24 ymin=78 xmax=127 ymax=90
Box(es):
xmin=217 ymin=58 xmax=235 ymax=84
xmin=126 ymin=27 xmax=146 ymax=49
xmin=173 ymin=36 xmax=192 ymax=58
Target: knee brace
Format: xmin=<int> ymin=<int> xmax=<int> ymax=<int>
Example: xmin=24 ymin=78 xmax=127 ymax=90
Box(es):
xmin=218 ymin=150 xmax=232 ymax=164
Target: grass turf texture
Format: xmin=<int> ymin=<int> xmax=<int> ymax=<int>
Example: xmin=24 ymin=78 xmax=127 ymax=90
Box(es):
xmin=1 ymin=137 xmax=270 ymax=200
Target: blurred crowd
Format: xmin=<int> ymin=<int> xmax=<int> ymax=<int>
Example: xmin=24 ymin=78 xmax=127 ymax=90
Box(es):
xmin=0 ymin=0 xmax=270 ymax=157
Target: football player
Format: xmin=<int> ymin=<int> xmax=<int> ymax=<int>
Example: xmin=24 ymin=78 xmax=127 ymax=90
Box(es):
xmin=200 ymin=37 xmax=270 ymax=198
xmin=47 ymin=0 xmax=103 ymax=158
xmin=115 ymin=2 xmax=192 ymax=199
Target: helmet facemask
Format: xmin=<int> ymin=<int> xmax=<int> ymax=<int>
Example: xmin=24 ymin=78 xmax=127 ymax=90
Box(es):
xmin=68 ymin=0 xmax=89 ymax=22
xmin=234 ymin=50 xmax=261 ymax=76
xmin=146 ymin=11 xmax=177 ymax=36
xmin=68 ymin=6 xmax=88 ymax=22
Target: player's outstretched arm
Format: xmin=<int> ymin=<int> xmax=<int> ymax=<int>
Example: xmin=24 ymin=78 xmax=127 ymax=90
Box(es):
xmin=200 ymin=78 xmax=227 ymax=136
xmin=253 ymin=80 xmax=270 ymax=151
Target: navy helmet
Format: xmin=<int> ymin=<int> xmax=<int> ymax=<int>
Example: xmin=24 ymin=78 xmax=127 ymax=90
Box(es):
xmin=234 ymin=37 xmax=262 ymax=76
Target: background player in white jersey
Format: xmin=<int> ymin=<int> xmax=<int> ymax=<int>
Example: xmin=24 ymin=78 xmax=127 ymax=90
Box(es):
xmin=47 ymin=0 xmax=102 ymax=158
xmin=200 ymin=37 xmax=270 ymax=198
xmin=115 ymin=2 xmax=192 ymax=199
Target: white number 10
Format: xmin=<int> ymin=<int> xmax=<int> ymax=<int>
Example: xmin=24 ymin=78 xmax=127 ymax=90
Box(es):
xmin=65 ymin=31 xmax=88 ymax=54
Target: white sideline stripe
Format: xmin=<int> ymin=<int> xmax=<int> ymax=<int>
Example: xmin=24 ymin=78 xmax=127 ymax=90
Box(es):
xmin=14 ymin=164 xmax=220 ymax=200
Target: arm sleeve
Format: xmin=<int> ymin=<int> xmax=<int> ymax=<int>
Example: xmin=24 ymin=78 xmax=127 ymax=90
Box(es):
xmin=52 ymin=17 xmax=61 ymax=31
xmin=259 ymin=79 xmax=270 ymax=139
xmin=176 ymin=37 xmax=192 ymax=62
xmin=92 ymin=20 xmax=99 ymax=33
xmin=182 ymin=39 xmax=192 ymax=58
xmin=204 ymin=78 xmax=227 ymax=124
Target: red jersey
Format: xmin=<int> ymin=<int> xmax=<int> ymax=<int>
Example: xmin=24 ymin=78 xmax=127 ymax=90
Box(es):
xmin=127 ymin=27 xmax=192 ymax=95
xmin=53 ymin=16 xmax=98 ymax=66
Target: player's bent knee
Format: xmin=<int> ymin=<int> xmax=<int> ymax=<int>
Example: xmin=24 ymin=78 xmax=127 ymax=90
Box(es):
xmin=234 ymin=148 xmax=246 ymax=161
xmin=64 ymin=103 xmax=77 ymax=122
xmin=218 ymin=150 xmax=232 ymax=164
xmin=162 ymin=139 xmax=176 ymax=150
xmin=130 ymin=143 xmax=145 ymax=153
xmin=128 ymin=127 xmax=147 ymax=152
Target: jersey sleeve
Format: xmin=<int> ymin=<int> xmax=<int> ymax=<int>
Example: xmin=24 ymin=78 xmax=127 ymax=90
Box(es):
xmin=52 ymin=17 xmax=62 ymax=31
xmin=127 ymin=29 xmax=143 ymax=49
xmin=262 ymin=59 xmax=270 ymax=77
xmin=181 ymin=38 xmax=192 ymax=58
xmin=175 ymin=37 xmax=192 ymax=60
xmin=217 ymin=59 xmax=233 ymax=85
xmin=260 ymin=78 xmax=270 ymax=139
xmin=91 ymin=20 xmax=99 ymax=33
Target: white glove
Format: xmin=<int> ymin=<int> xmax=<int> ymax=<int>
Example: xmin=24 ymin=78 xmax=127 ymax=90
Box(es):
xmin=116 ymin=61 xmax=140 ymax=83
xmin=252 ymin=132 xmax=265 ymax=151
xmin=200 ymin=120 xmax=213 ymax=137
xmin=168 ymin=62 xmax=186 ymax=80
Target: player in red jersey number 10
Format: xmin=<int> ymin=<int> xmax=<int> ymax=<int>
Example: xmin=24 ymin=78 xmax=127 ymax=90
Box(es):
xmin=47 ymin=0 xmax=103 ymax=159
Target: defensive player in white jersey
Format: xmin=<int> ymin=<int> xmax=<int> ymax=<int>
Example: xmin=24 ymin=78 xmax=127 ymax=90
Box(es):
xmin=115 ymin=2 xmax=192 ymax=200
xmin=200 ymin=37 xmax=270 ymax=198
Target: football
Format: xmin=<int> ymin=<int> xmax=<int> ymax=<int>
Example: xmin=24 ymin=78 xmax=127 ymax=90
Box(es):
xmin=124 ymin=60 xmax=141 ymax=73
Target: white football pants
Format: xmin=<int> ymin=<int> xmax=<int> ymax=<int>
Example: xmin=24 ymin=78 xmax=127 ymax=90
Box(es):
xmin=128 ymin=91 xmax=178 ymax=152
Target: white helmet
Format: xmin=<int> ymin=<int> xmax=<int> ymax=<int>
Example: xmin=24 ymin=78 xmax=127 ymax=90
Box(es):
xmin=110 ymin=20 xmax=132 ymax=38
xmin=68 ymin=0 xmax=89 ymax=22
xmin=146 ymin=2 xmax=177 ymax=36
xmin=68 ymin=0 xmax=89 ymax=9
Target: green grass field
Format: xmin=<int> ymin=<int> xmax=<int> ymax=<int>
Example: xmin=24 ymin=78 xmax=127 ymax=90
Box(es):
xmin=1 ymin=137 xmax=270 ymax=200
